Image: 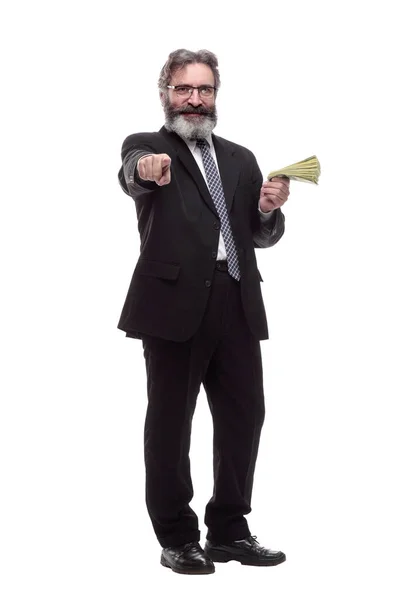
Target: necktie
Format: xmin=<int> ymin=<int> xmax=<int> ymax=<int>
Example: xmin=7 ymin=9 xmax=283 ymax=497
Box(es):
xmin=196 ymin=139 xmax=241 ymax=281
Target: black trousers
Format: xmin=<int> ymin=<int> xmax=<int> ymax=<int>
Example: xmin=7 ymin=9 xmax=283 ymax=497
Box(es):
xmin=141 ymin=261 xmax=266 ymax=548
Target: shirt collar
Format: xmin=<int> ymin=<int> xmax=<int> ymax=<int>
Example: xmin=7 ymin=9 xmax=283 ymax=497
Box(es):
xmin=182 ymin=132 xmax=213 ymax=152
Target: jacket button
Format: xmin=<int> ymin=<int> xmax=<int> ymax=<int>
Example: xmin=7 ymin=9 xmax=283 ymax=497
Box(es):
xmin=213 ymin=221 xmax=220 ymax=230
xmin=205 ymin=280 xmax=211 ymax=287
xmin=212 ymin=251 xmax=217 ymax=258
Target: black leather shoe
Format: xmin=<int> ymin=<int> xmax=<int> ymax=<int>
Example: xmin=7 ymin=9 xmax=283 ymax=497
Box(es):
xmin=204 ymin=535 xmax=286 ymax=566
xmin=161 ymin=541 xmax=215 ymax=575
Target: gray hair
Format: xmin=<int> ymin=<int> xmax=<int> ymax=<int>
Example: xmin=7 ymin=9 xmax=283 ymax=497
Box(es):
xmin=158 ymin=48 xmax=221 ymax=94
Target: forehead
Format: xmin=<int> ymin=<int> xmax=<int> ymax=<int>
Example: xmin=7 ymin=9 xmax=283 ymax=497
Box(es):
xmin=171 ymin=63 xmax=214 ymax=85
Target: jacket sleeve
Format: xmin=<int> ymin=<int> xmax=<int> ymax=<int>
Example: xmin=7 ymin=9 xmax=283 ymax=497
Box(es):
xmin=253 ymin=208 xmax=285 ymax=248
xmin=117 ymin=134 xmax=159 ymax=198
xmin=120 ymin=149 xmax=155 ymax=197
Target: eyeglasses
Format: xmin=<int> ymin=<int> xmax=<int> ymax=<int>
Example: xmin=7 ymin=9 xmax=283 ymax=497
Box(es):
xmin=166 ymin=85 xmax=216 ymax=98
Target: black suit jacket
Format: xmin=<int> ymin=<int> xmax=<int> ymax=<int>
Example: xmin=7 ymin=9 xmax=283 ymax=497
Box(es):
xmin=117 ymin=126 xmax=285 ymax=342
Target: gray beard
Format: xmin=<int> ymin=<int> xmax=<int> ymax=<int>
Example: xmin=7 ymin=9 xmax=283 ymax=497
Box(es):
xmin=164 ymin=108 xmax=218 ymax=141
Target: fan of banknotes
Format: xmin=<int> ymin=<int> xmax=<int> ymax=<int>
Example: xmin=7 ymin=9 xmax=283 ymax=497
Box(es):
xmin=267 ymin=155 xmax=321 ymax=184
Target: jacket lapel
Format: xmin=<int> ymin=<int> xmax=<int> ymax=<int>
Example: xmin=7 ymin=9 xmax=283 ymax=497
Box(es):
xmin=212 ymin=134 xmax=240 ymax=214
xmin=159 ymin=126 xmax=240 ymax=216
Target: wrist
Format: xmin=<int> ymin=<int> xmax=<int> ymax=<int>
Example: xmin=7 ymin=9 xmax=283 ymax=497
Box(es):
xmin=259 ymin=200 xmax=272 ymax=214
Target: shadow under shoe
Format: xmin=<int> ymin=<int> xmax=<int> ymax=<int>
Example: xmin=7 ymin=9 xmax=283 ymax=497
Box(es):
xmin=204 ymin=535 xmax=286 ymax=566
xmin=161 ymin=541 xmax=215 ymax=575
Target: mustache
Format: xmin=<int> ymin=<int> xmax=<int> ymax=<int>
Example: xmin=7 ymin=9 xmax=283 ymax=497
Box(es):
xmin=176 ymin=106 xmax=212 ymax=115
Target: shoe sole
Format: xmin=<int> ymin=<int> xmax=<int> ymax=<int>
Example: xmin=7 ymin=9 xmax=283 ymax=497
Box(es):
xmin=160 ymin=554 xmax=215 ymax=575
xmin=205 ymin=548 xmax=286 ymax=567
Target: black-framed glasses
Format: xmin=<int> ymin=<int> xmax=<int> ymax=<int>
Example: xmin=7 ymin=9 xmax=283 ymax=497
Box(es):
xmin=166 ymin=85 xmax=216 ymax=98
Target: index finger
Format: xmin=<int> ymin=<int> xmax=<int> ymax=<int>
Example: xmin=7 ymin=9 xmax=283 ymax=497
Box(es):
xmin=270 ymin=176 xmax=290 ymax=183
xmin=264 ymin=177 xmax=290 ymax=190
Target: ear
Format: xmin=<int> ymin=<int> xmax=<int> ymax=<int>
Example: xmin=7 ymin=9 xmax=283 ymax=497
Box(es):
xmin=159 ymin=91 xmax=165 ymax=105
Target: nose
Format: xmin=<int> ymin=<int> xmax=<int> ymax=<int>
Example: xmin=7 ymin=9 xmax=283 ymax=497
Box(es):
xmin=188 ymin=89 xmax=203 ymax=106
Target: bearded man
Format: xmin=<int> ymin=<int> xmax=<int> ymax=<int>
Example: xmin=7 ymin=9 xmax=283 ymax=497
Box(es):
xmin=117 ymin=48 xmax=290 ymax=575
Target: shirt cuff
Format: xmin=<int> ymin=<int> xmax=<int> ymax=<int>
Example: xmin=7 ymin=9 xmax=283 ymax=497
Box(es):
xmin=258 ymin=202 xmax=275 ymax=221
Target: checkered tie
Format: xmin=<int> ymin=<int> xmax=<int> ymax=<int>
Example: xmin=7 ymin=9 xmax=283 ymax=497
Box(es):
xmin=196 ymin=139 xmax=241 ymax=281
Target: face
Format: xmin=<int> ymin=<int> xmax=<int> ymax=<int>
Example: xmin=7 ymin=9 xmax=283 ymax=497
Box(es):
xmin=161 ymin=63 xmax=218 ymax=140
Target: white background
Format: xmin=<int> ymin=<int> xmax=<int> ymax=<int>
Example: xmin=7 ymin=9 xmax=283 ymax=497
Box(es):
xmin=1 ymin=0 xmax=400 ymax=598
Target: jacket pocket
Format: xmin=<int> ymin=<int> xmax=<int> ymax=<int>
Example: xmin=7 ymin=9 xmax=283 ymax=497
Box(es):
xmin=135 ymin=259 xmax=181 ymax=280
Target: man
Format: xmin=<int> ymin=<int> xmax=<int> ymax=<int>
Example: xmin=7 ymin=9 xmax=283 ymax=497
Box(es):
xmin=117 ymin=49 xmax=290 ymax=575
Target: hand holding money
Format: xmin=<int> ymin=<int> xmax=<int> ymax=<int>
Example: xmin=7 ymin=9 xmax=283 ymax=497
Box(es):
xmin=259 ymin=177 xmax=290 ymax=212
